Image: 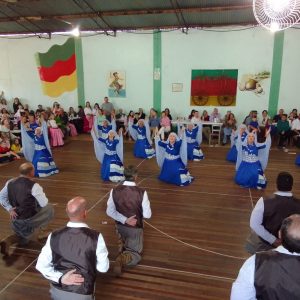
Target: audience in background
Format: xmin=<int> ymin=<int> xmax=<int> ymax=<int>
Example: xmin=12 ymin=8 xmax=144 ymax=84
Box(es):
xmin=222 ymin=113 xmax=236 ymax=145
xmin=277 ymin=114 xmax=291 ymax=151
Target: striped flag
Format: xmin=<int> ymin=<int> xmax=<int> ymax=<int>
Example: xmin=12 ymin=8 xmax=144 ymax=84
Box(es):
xmin=35 ymin=38 xmax=77 ymax=97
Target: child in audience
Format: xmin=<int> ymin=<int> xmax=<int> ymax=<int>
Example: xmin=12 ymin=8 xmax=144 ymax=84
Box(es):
xmin=149 ymin=108 xmax=160 ymax=139
xmin=0 ymin=132 xmax=20 ymax=161
xmin=11 ymin=138 xmax=23 ymax=156
xmin=48 ymin=113 xmax=64 ymax=147
xmin=158 ymin=111 xmax=171 ymax=140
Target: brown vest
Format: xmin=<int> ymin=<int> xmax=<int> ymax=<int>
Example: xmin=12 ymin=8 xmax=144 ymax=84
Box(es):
xmin=255 ymin=250 xmax=300 ymax=300
xmin=112 ymin=184 xmax=144 ymax=228
xmin=263 ymin=194 xmax=300 ymax=238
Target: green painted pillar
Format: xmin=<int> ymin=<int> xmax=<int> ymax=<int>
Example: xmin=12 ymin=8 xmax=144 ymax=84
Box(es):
xmin=268 ymin=31 xmax=284 ymax=117
xmin=74 ymin=37 xmax=85 ymax=107
xmin=153 ymin=30 xmax=162 ymax=112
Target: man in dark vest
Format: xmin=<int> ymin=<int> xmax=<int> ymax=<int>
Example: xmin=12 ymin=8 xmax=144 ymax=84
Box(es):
xmin=106 ymin=165 xmax=152 ymax=275
xmin=245 ymin=171 xmax=300 ymax=254
xmin=231 ymin=214 xmax=300 ymax=299
xmin=0 ymin=162 xmax=54 ymax=255
xmin=36 ymin=196 xmax=109 ymax=300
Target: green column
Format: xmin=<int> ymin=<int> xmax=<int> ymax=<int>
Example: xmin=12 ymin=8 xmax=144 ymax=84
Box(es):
xmin=74 ymin=37 xmax=85 ymax=107
xmin=153 ymin=30 xmax=162 ymax=112
xmin=268 ymin=31 xmax=284 ymax=117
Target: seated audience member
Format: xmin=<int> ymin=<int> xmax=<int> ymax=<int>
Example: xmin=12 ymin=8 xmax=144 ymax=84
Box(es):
xmin=116 ymin=108 xmax=126 ymax=131
xmin=277 ymin=114 xmax=291 ymax=151
xmin=291 ymin=113 xmax=300 ymax=145
xmin=11 ymin=138 xmax=23 ymax=156
xmin=133 ymin=112 xmax=139 ymax=125
xmin=138 ymin=108 xmax=146 ymax=120
xmin=36 ymin=196 xmax=109 ymax=299
xmin=209 ymin=108 xmax=221 ymax=122
xmin=48 ymin=114 xmax=64 ymax=147
xmin=201 ymin=110 xmax=211 ymax=140
xmin=0 ymin=98 xmax=8 ymax=112
xmin=248 ymin=115 xmax=260 ymax=133
xmin=0 ymin=132 xmax=20 ymax=162
xmin=260 ymin=110 xmax=270 ymax=127
xmin=158 ymin=111 xmax=171 ymax=140
xmin=0 ymin=163 xmax=54 ymax=253
xmin=13 ymin=97 xmax=22 ymax=113
xmin=52 ymin=103 xmax=60 ymax=116
xmin=243 ymin=110 xmax=254 ymax=127
xmin=149 ymin=108 xmax=160 ymax=139
xmin=201 ymin=110 xmax=210 ymax=121
xmin=223 ymin=113 xmax=236 ymax=145
xmin=291 ymin=108 xmax=298 ymax=119
xmin=164 ymin=108 xmax=173 ymax=121
xmin=245 ymin=172 xmax=300 ymax=254
xmin=83 ymin=101 xmax=93 ymax=133
xmin=188 ymin=109 xmax=196 ymax=120
xmin=191 ymin=110 xmax=201 ymax=123
xmin=93 ymin=103 xmax=100 ymax=116
xmin=125 ymin=111 xmax=135 ymax=139
xmin=273 ymin=108 xmax=284 ymax=123
xmin=69 ymin=106 xmax=83 ymax=133
xmin=231 ymin=214 xmax=300 ymax=300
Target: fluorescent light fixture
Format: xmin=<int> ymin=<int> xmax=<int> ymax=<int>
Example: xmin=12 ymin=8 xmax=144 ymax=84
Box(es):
xmin=71 ymin=27 xmax=80 ymax=37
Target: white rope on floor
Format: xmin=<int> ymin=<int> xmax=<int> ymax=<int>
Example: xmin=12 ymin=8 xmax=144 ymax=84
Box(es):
xmin=144 ymin=221 xmax=248 ymax=260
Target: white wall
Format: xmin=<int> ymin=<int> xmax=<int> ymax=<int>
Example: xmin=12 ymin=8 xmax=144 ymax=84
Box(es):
xmin=0 ymin=36 xmax=78 ymax=111
xmin=278 ymin=29 xmax=300 ymax=113
xmin=161 ymin=28 xmax=274 ymax=123
xmin=82 ymin=32 xmax=153 ymax=113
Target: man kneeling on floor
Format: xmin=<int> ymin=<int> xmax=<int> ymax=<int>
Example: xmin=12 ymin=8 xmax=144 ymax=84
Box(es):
xmin=106 ymin=165 xmax=152 ymax=275
xmin=0 ymin=162 xmax=54 ymax=256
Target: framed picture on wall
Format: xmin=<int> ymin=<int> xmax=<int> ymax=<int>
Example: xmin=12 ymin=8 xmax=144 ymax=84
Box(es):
xmin=172 ymin=83 xmax=183 ymax=92
xmin=108 ymin=71 xmax=126 ymax=98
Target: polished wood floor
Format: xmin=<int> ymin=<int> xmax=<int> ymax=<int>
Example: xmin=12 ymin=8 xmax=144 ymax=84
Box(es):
xmin=0 ymin=135 xmax=299 ymax=299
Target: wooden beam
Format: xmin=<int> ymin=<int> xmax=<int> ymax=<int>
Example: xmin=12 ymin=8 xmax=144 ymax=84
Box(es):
xmin=0 ymin=4 xmax=253 ymax=23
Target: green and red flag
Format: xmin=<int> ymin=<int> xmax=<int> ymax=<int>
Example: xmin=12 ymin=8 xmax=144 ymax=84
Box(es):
xmin=35 ymin=38 xmax=77 ymax=97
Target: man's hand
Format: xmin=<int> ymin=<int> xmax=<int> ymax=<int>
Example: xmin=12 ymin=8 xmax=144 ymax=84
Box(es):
xmin=272 ymin=238 xmax=282 ymax=248
xmin=61 ymin=269 xmax=84 ymax=286
xmin=125 ymin=215 xmax=137 ymax=226
xmin=9 ymin=208 xmax=18 ymax=220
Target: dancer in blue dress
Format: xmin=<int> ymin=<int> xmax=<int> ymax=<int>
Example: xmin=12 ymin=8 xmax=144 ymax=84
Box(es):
xmin=235 ymin=129 xmax=271 ymax=189
xmin=21 ymin=120 xmax=58 ymax=177
xmin=129 ymin=119 xmax=155 ymax=159
xmin=95 ymin=118 xmax=116 ymax=139
xmin=296 ymin=154 xmax=300 ymax=166
xmin=155 ymin=131 xmax=193 ymax=186
xmin=226 ymin=124 xmax=248 ymax=163
xmin=180 ymin=122 xmax=204 ymax=161
xmin=91 ymin=128 xmax=124 ymax=182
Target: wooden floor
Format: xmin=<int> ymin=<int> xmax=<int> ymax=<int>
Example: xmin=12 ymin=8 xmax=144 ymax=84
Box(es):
xmin=0 ymin=136 xmax=299 ymax=300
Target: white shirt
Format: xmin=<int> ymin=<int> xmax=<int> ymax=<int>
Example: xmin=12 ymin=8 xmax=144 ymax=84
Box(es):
xmin=106 ymin=181 xmax=152 ymax=224
xmin=0 ymin=178 xmax=48 ymax=212
xmin=84 ymin=107 xmax=93 ymax=116
xmin=250 ymin=191 xmax=293 ymax=244
xmin=36 ymin=222 xmax=109 ymax=283
xmin=191 ymin=117 xmax=201 ymax=124
xmin=292 ymin=118 xmax=300 ymax=131
xmin=230 ymin=246 xmax=300 ymax=300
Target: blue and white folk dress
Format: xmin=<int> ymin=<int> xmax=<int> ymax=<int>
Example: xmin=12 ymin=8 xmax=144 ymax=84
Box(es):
xmin=185 ymin=125 xmax=204 ymax=161
xmin=129 ymin=121 xmax=155 ymax=159
xmin=155 ymin=134 xmax=193 ymax=186
xmin=235 ymin=135 xmax=271 ymax=189
xmin=91 ymin=130 xmax=124 ymax=182
xmin=226 ymin=131 xmax=247 ymax=163
xmin=21 ymin=121 xmax=58 ymax=177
